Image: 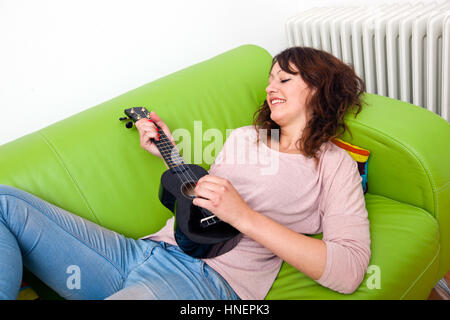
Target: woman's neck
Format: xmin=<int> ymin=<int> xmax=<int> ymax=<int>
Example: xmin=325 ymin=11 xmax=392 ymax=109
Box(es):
xmin=267 ymin=126 xmax=305 ymax=155
xmin=278 ymin=121 xmax=307 ymax=153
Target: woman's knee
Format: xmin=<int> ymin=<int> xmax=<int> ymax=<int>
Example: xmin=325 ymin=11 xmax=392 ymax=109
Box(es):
xmin=0 ymin=184 xmax=22 ymax=196
xmin=0 ymin=185 xmax=30 ymax=218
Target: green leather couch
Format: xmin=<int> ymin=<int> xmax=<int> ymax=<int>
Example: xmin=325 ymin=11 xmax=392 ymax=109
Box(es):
xmin=1 ymin=44 xmax=449 ymax=300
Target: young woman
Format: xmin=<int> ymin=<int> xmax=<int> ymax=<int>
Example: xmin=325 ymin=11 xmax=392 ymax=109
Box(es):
xmin=0 ymin=47 xmax=370 ymax=300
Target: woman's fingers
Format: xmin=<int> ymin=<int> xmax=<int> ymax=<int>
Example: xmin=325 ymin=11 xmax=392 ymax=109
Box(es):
xmin=192 ymin=197 xmax=213 ymax=212
xmin=197 ymin=175 xmax=229 ymax=190
xmin=195 ymin=180 xmax=217 ymax=192
xmin=136 ymin=118 xmax=157 ymax=133
xmin=142 ymin=129 xmax=159 ymax=143
xmin=195 ymin=186 xmax=217 ymax=203
xmin=135 ymin=113 xmax=174 ymax=145
xmin=136 ymin=119 xmax=160 ymax=140
xmin=194 ymin=179 xmax=226 ymax=208
xmin=135 ymin=119 xmax=161 ymax=154
xmin=149 ymin=111 xmax=167 ymax=131
xmin=149 ymin=112 xmax=175 ymax=144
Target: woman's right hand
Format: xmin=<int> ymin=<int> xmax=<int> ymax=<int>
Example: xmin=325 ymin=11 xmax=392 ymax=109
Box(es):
xmin=135 ymin=111 xmax=175 ymax=159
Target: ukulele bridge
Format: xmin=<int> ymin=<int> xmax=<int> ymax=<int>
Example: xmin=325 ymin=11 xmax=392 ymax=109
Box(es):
xmin=199 ymin=210 xmax=221 ymax=228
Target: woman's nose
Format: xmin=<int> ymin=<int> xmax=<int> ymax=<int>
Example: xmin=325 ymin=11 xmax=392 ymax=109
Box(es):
xmin=266 ymin=81 xmax=278 ymax=94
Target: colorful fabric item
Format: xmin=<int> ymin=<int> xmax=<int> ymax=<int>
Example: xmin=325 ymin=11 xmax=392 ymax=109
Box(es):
xmin=332 ymin=138 xmax=370 ymax=194
xmin=17 ymin=281 xmax=39 ymax=300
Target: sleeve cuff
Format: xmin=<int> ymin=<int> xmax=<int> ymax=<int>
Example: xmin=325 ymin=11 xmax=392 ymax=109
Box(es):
xmin=316 ymin=240 xmax=334 ymax=286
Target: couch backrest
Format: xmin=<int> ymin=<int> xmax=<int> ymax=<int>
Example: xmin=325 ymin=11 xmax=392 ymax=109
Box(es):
xmin=0 ymin=44 xmax=272 ymax=239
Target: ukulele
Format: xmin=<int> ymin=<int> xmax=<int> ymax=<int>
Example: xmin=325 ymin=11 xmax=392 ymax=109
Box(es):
xmin=120 ymin=107 xmax=241 ymax=258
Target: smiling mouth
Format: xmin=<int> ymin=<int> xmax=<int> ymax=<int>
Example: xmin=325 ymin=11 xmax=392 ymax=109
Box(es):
xmin=270 ymin=98 xmax=286 ymax=106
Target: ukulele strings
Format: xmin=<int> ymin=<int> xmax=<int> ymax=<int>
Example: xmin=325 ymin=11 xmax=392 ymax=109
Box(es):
xmin=155 ymin=128 xmax=219 ymax=221
xmin=156 ymin=132 xmax=216 ymax=220
xmin=130 ymin=107 xmax=198 ymax=187
xmin=141 ymin=110 xmax=213 ymax=220
xmin=154 ymin=127 xmax=210 ymax=206
xmin=155 ymin=129 xmax=200 ymax=182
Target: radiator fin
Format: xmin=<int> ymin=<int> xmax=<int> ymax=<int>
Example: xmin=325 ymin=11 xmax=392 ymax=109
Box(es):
xmin=286 ymin=2 xmax=450 ymax=122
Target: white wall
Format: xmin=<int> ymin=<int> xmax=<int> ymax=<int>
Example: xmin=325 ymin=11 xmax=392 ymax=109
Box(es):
xmin=0 ymin=0 xmax=433 ymax=145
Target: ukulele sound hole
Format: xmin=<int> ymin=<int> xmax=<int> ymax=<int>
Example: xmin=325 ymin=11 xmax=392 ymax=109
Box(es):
xmin=181 ymin=181 xmax=220 ymax=228
xmin=181 ymin=181 xmax=197 ymax=199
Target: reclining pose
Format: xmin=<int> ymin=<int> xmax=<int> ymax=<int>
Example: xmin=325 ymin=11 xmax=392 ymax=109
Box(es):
xmin=0 ymin=47 xmax=370 ymax=300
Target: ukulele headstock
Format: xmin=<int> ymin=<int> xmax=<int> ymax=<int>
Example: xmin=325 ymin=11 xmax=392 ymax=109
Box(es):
xmin=119 ymin=107 xmax=161 ymax=130
xmin=123 ymin=107 xmax=151 ymax=124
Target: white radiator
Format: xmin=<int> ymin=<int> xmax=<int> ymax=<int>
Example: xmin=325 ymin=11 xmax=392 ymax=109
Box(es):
xmin=286 ymin=2 xmax=450 ymax=122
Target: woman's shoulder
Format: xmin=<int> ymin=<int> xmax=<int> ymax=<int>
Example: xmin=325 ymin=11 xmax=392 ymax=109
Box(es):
xmin=232 ymin=125 xmax=284 ymax=139
xmin=225 ymin=125 xmax=258 ymax=140
xmin=319 ymin=140 xmax=356 ymax=175
xmin=322 ymin=140 xmax=353 ymax=162
xmin=230 ymin=125 xmax=256 ymax=134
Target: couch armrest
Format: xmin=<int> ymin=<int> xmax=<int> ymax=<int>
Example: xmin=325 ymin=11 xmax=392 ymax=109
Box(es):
xmin=340 ymin=93 xmax=450 ymax=279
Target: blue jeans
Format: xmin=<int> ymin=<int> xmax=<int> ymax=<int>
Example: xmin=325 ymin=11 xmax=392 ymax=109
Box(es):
xmin=0 ymin=185 xmax=240 ymax=300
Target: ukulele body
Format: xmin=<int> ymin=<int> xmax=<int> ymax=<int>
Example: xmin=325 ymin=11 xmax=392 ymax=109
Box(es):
xmin=158 ymin=164 xmax=241 ymax=258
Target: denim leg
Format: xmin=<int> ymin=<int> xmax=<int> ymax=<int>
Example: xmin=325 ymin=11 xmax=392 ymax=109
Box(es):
xmin=107 ymin=242 xmax=241 ymax=300
xmin=0 ymin=185 xmax=153 ymax=300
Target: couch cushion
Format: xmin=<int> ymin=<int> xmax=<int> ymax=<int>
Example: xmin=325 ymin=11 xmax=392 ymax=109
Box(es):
xmin=266 ymin=193 xmax=439 ymax=300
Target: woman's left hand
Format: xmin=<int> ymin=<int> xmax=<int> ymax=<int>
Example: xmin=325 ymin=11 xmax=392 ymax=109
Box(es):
xmin=192 ymin=175 xmax=253 ymax=229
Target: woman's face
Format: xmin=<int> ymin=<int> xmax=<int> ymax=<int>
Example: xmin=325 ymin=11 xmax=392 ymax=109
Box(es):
xmin=265 ymin=62 xmax=312 ymax=127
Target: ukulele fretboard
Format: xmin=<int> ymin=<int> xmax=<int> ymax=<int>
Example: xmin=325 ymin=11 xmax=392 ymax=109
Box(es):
xmin=154 ymin=130 xmax=186 ymax=169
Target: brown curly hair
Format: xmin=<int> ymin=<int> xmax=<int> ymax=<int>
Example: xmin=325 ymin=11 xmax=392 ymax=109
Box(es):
xmin=253 ymin=46 xmax=366 ymax=169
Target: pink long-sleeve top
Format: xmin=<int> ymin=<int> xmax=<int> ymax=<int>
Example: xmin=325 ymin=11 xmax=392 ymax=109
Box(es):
xmin=145 ymin=125 xmax=371 ymax=299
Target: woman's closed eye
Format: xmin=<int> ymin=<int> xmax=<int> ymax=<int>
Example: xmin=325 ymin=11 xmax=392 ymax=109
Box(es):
xmin=281 ymin=79 xmax=291 ymax=83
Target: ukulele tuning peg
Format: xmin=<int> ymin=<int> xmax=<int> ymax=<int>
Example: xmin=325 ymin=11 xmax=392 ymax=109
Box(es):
xmin=125 ymin=121 xmax=134 ymax=129
xmin=119 ymin=116 xmax=129 ymax=121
